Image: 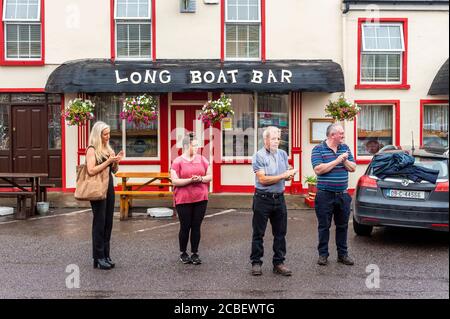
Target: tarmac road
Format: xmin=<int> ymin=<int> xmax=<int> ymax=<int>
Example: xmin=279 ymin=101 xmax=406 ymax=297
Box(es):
xmin=0 ymin=207 xmax=448 ymax=299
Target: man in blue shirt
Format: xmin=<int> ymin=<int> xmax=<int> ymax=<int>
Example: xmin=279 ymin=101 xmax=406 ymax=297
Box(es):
xmin=311 ymin=123 xmax=356 ymax=266
xmin=251 ymin=126 xmax=298 ymax=276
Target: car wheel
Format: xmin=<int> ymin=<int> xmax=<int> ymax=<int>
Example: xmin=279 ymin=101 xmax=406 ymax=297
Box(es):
xmin=353 ymin=217 xmax=373 ymax=236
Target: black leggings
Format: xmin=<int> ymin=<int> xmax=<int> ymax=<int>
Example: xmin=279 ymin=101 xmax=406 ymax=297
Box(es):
xmin=176 ymin=200 xmax=208 ymax=254
xmin=90 ymin=173 xmax=115 ymax=260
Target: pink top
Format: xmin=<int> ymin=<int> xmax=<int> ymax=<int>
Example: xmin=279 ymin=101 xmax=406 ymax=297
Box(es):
xmin=171 ymin=154 xmax=209 ymax=206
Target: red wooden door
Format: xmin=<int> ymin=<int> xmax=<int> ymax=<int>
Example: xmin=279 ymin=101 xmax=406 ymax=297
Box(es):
xmin=170 ymin=105 xmax=210 ymax=161
xmin=12 ymin=105 xmax=48 ymax=174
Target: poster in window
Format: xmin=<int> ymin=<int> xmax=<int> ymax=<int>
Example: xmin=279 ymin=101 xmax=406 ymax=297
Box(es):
xmin=310 ymin=119 xmax=334 ymax=144
xmin=222 ymin=117 xmax=232 ymax=131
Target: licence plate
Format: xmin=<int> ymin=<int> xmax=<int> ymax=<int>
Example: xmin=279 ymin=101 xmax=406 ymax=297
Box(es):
xmin=386 ymin=189 xmax=426 ymax=199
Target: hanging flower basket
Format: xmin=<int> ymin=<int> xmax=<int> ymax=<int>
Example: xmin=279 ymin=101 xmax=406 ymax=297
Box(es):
xmin=198 ymin=95 xmax=234 ymax=126
xmin=62 ymin=98 xmax=95 ymax=126
xmin=325 ymin=94 xmax=360 ymax=122
xmin=120 ymin=94 xmax=158 ymax=126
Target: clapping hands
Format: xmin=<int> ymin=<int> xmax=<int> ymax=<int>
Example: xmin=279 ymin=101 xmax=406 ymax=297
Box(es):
xmin=337 ymin=151 xmax=349 ymax=163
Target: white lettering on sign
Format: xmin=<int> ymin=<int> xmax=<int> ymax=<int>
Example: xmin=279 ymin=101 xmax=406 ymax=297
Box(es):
xmin=203 ymin=71 xmax=215 ymax=84
xmin=190 ymin=71 xmax=202 ymax=84
xmin=145 ymin=70 xmax=157 ymax=83
xmin=281 ymin=70 xmax=292 ymax=83
xmin=159 ymin=70 xmax=171 ymax=83
xmin=115 ymin=70 xmax=129 ymax=84
xmin=130 ymin=72 xmax=142 ymax=84
xmin=227 ymin=70 xmax=238 ymax=83
xmin=251 ymin=70 xmax=263 ymax=84
xmin=267 ymin=70 xmax=278 ymax=83
xmin=115 ymin=69 xmax=294 ymax=85
xmin=217 ymin=70 xmax=228 ymax=84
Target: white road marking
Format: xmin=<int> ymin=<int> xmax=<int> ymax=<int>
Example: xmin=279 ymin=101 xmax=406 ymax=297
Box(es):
xmin=135 ymin=209 xmax=237 ymax=234
xmin=0 ymin=208 xmax=92 ymax=225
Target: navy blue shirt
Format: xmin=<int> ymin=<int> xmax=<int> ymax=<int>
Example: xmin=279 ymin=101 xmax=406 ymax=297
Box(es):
xmin=252 ymin=147 xmax=289 ymax=193
xmin=311 ymin=141 xmax=355 ymax=192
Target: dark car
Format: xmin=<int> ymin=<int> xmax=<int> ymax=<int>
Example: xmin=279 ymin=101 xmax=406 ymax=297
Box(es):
xmin=353 ymin=146 xmax=449 ymax=236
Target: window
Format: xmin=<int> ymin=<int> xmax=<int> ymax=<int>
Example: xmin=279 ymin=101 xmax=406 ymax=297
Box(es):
xmin=356 ymin=104 xmax=394 ymax=156
xmin=221 ymin=93 xmax=290 ymax=158
xmin=357 ymin=19 xmax=409 ymax=89
xmin=423 ymin=103 xmax=449 ymax=148
xmin=115 ymin=0 xmax=151 ymax=60
xmin=48 ymin=95 xmax=62 ymax=150
xmin=225 ymin=0 xmax=261 ymax=60
xmin=89 ymin=93 xmax=159 ymax=159
xmin=0 ymin=104 xmax=9 ymax=151
xmin=257 ymin=94 xmax=289 ymax=155
xmin=2 ymin=0 xmax=42 ymax=60
xmin=361 ymin=23 xmax=404 ymax=83
xmin=222 ymin=94 xmax=255 ymax=157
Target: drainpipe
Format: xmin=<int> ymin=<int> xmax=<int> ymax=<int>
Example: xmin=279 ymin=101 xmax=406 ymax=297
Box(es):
xmin=342 ymin=1 xmax=349 ymax=134
xmin=341 ymin=2 xmax=349 ymax=93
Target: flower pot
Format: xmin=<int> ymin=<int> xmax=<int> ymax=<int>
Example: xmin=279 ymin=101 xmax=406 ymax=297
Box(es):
xmin=307 ymin=183 xmax=317 ymax=198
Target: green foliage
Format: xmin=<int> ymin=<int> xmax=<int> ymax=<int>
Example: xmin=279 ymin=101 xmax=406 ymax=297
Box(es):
xmin=325 ymin=94 xmax=360 ymax=122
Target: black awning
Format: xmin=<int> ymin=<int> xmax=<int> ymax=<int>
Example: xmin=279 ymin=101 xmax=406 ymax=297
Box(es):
xmin=45 ymin=59 xmax=345 ymax=94
xmin=429 ymin=59 xmax=449 ymax=96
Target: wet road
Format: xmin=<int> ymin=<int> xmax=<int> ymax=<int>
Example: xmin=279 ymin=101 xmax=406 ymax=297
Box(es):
xmin=0 ymin=208 xmax=448 ymax=299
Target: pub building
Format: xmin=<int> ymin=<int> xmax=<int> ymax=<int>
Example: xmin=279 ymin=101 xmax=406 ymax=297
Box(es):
xmin=0 ymin=0 xmax=448 ymax=195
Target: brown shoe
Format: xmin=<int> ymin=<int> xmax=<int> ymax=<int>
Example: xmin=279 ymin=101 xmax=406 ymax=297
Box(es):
xmin=251 ymin=263 xmax=262 ymax=276
xmin=273 ymin=264 xmax=292 ymax=276
xmin=337 ymin=255 xmax=355 ymax=266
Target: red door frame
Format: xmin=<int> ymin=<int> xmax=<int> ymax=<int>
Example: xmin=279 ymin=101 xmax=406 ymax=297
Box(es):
xmin=170 ymin=105 xmax=211 ymax=162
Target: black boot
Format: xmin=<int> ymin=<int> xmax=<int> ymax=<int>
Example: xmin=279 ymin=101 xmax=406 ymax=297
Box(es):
xmin=105 ymin=257 xmax=115 ymax=268
xmin=93 ymin=258 xmax=112 ymax=270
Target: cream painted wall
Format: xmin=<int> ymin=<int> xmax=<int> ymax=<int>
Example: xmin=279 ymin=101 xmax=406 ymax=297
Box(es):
xmin=300 ymin=9 xmax=449 ymax=191
xmin=221 ymin=165 xmax=254 ymax=186
xmin=45 ymin=0 xmax=110 ymax=63
xmin=301 ymin=92 xmax=344 ymax=188
xmin=266 ymin=0 xmax=342 ymax=61
xmin=156 ymin=0 xmax=221 ymax=59
xmin=0 ymin=65 xmax=57 ymax=88
xmin=64 ymin=93 xmax=79 ymax=189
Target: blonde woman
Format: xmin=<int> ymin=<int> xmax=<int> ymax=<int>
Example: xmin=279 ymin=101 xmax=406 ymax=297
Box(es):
xmin=86 ymin=121 xmax=123 ymax=270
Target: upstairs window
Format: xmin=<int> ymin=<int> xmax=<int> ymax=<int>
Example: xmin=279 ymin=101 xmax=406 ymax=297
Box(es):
xmin=115 ymin=0 xmax=151 ymax=60
xmin=361 ymin=23 xmax=405 ymax=83
xmin=225 ymin=0 xmax=261 ymax=60
xmin=2 ymin=0 xmax=42 ymax=60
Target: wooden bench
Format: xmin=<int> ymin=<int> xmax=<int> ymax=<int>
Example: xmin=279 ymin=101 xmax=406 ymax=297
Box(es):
xmin=119 ymin=182 xmax=173 ymax=190
xmin=0 ymin=183 xmax=55 ymax=202
xmin=0 ymin=191 xmax=36 ymax=219
xmin=116 ymin=190 xmax=173 ymax=220
xmin=37 ymin=183 xmax=55 ymax=202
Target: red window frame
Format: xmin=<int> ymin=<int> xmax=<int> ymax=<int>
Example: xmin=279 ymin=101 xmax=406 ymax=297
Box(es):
xmin=353 ymin=100 xmax=401 ymax=164
xmin=420 ymin=99 xmax=449 ymax=147
xmin=355 ymin=18 xmax=409 ymax=90
xmin=0 ymin=0 xmax=45 ymax=66
xmin=110 ymin=0 xmax=156 ymax=62
xmin=220 ymin=0 xmax=266 ymax=62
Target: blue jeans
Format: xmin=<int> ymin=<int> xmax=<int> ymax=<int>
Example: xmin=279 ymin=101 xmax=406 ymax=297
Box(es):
xmin=250 ymin=191 xmax=288 ymax=266
xmin=314 ymin=190 xmax=352 ymax=257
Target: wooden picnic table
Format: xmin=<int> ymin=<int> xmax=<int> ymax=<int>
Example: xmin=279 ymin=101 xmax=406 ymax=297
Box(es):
xmin=0 ymin=172 xmax=48 ymax=218
xmin=114 ymin=172 xmax=173 ymax=220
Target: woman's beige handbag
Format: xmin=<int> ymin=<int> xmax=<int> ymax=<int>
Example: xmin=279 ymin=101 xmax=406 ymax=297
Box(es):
xmin=74 ymin=163 xmax=109 ymax=201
